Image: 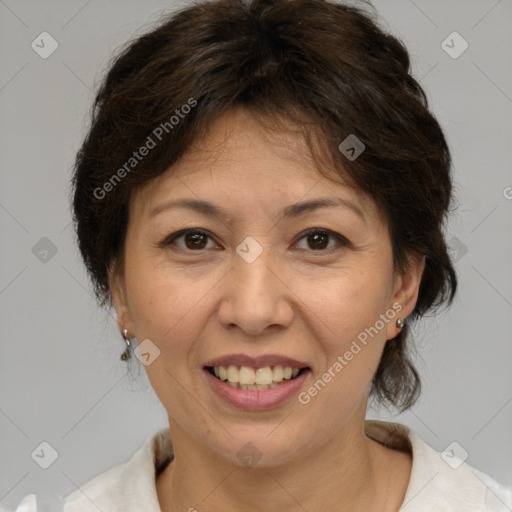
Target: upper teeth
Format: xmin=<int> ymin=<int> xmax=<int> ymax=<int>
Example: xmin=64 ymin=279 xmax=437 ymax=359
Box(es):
xmin=213 ymin=365 xmax=300 ymax=385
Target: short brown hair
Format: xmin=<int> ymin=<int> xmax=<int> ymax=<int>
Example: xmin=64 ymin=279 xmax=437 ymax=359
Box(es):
xmin=71 ymin=0 xmax=457 ymax=412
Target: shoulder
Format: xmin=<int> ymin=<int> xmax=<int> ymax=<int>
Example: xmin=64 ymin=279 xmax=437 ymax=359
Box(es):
xmin=0 ymin=495 xmax=37 ymax=512
xmin=0 ymin=464 xmax=127 ymax=512
xmin=63 ymin=462 xmax=125 ymax=512
xmin=63 ymin=427 xmax=173 ymax=512
xmin=406 ymin=428 xmax=511 ymax=511
xmin=365 ymin=420 xmax=512 ymax=511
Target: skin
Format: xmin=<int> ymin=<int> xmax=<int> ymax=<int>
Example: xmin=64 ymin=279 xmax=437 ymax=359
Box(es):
xmin=110 ymin=107 xmax=425 ymax=512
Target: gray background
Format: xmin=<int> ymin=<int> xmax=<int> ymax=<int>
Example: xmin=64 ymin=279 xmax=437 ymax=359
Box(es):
xmin=1 ymin=0 xmax=511 ymax=509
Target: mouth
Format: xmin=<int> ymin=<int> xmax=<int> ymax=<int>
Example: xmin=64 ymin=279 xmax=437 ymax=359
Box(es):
xmin=204 ymin=364 xmax=310 ymax=391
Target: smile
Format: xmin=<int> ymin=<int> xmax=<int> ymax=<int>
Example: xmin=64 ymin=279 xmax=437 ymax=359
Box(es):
xmin=203 ymin=365 xmax=311 ymax=411
xmin=207 ymin=364 xmax=305 ymax=390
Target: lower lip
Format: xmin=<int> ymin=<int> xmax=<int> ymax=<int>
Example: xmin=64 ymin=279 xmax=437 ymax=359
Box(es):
xmin=203 ymin=368 xmax=311 ymax=411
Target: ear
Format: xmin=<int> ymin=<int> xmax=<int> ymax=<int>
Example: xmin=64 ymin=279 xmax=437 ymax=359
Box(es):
xmin=386 ymin=253 xmax=426 ymax=340
xmin=108 ymin=261 xmax=135 ymax=337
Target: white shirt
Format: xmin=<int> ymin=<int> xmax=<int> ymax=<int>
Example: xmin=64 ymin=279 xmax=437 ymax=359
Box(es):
xmin=5 ymin=420 xmax=511 ymax=511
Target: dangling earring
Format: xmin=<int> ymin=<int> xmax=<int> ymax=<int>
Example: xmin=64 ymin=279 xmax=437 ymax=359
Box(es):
xmin=120 ymin=329 xmax=132 ymax=361
xmin=396 ymin=318 xmax=405 ymax=330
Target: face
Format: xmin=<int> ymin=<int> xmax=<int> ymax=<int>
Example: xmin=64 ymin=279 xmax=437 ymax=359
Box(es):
xmin=111 ymin=107 xmax=424 ymax=467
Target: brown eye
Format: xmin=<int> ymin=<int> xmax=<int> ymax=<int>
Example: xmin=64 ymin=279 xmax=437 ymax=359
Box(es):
xmin=295 ymin=229 xmax=349 ymax=252
xmin=162 ymin=229 xmax=215 ymax=251
xmin=183 ymin=231 xmax=208 ymax=249
xmin=161 ymin=227 xmax=349 ymax=255
xmin=307 ymin=231 xmax=329 ymax=250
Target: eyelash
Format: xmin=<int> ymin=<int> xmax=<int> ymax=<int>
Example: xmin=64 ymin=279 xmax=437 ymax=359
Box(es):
xmin=160 ymin=228 xmax=350 ymax=254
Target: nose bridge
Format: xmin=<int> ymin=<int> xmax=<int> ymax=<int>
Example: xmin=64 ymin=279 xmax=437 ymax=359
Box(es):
xmin=232 ymin=234 xmax=278 ymax=300
xmin=218 ymin=235 xmax=293 ymax=334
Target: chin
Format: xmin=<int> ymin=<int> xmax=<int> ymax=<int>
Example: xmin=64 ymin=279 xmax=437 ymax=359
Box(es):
xmin=208 ymin=428 xmax=308 ymax=469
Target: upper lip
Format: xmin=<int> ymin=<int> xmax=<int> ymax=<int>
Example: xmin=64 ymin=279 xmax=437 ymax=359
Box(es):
xmin=204 ymin=353 xmax=310 ymax=369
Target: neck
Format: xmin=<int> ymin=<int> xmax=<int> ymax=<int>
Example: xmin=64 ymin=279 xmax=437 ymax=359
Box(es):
xmin=156 ymin=410 xmax=399 ymax=512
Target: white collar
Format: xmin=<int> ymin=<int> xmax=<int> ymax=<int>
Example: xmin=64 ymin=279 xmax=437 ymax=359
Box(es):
xmin=61 ymin=419 xmax=511 ymax=511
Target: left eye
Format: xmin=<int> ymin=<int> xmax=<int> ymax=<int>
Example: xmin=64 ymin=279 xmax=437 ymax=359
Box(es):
xmin=161 ymin=228 xmax=348 ymax=253
xmin=294 ymin=228 xmax=349 ymax=252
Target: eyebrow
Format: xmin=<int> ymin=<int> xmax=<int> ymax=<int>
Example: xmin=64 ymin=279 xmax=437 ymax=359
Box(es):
xmin=149 ymin=196 xmax=366 ymax=223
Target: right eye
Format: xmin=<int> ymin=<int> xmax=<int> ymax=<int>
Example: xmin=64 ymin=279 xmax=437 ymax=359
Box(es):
xmin=160 ymin=228 xmax=219 ymax=252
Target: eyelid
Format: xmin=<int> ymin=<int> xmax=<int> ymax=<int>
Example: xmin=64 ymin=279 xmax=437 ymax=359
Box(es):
xmin=295 ymin=228 xmax=350 ymax=251
xmin=159 ymin=227 xmax=350 ymax=252
xmin=159 ymin=228 xmax=216 ymax=249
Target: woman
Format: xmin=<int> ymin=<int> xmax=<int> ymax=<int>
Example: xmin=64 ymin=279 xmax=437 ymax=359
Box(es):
xmin=6 ymin=0 xmax=510 ymax=510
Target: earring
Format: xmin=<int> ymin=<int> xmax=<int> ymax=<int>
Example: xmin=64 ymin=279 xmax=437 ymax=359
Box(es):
xmin=120 ymin=329 xmax=132 ymax=361
xmin=396 ymin=318 xmax=405 ymax=330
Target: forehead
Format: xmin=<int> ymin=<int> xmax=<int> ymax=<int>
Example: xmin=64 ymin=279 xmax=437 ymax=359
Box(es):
xmin=132 ymin=108 xmax=379 ymax=224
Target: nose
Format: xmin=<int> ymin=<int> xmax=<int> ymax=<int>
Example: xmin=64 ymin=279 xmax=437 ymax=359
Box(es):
xmin=217 ymin=244 xmax=294 ymax=336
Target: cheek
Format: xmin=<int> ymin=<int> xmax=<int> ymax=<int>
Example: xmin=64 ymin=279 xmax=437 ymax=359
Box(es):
xmin=295 ymin=264 xmax=393 ymax=347
xmin=125 ymin=248 xmax=394 ymax=355
xmin=294 ymin=266 xmax=393 ymax=401
xmin=123 ymin=264 xmax=213 ymax=407
xmin=124 ymin=253 xmax=225 ymax=355
xmin=126 ymin=270 xmax=203 ymax=341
